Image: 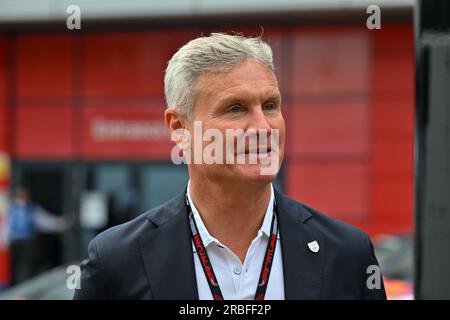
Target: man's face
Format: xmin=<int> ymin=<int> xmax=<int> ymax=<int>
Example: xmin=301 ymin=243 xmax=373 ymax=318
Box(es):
xmin=185 ymin=58 xmax=285 ymax=186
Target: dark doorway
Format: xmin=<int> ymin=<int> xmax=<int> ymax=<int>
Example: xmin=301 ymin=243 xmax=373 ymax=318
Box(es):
xmin=12 ymin=162 xmax=68 ymax=277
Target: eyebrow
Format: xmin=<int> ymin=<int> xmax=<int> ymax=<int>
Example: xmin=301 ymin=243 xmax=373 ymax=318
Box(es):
xmin=265 ymin=94 xmax=282 ymax=103
xmin=216 ymin=92 xmax=281 ymax=108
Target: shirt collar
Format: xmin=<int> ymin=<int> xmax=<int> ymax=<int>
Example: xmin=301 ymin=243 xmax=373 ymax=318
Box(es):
xmin=260 ymin=184 xmax=275 ymax=238
xmin=187 ymin=181 xmax=275 ymax=248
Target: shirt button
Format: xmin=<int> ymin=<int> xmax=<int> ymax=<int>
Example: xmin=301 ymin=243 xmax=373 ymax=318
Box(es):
xmin=234 ymin=266 xmax=242 ymax=275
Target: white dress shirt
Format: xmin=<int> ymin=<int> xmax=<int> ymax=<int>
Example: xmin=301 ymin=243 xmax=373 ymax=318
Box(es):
xmin=187 ymin=182 xmax=285 ymax=300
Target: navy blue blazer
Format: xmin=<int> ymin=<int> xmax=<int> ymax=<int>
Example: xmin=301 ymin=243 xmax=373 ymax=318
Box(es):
xmin=73 ymin=188 xmax=386 ymax=300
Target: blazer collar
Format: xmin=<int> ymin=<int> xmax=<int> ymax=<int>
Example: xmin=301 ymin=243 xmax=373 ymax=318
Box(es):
xmin=139 ymin=188 xmax=325 ymax=300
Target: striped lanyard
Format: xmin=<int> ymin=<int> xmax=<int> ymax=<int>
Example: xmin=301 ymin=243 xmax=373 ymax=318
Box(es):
xmin=186 ymin=194 xmax=279 ymax=300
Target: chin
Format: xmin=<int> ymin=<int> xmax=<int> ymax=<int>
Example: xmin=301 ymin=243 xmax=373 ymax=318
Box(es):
xmin=233 ymin=164 xmax=279 ymax=186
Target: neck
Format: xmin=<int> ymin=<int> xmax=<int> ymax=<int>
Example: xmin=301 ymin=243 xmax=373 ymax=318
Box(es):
xmin=189 ymin=178 xmax=272 ymax=262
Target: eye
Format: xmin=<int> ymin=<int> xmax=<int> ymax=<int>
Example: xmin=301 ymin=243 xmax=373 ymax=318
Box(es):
xmin=228 ymin=105 xmax=242 ymax=113
xmin=262 ymin=102 xmax=276 ymax=111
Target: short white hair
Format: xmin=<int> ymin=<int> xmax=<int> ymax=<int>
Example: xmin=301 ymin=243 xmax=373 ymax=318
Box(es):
xmin=164 ymin=32 xmax=275 ymax=119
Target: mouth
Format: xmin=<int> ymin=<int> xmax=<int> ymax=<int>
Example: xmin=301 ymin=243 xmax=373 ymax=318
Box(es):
xmin=240 ymin=147 xmax=272 ymax=156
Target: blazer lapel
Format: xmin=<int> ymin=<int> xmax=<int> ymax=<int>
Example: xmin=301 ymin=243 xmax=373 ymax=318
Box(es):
xmin=275 ymin=189 xmax=326 ymax=299
xmin=138 ymin=192 xmax=199 ymax=300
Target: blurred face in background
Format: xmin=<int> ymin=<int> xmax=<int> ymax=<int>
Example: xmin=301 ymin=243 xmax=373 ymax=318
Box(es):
xmin=185 ymin=58 xmax=285 ymax=187
xmin=14 ymin=188 xmax=30 ymax=205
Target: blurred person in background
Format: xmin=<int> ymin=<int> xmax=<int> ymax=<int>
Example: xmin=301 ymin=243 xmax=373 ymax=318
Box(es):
xmin=74 ymin=33 xmax=386 ymax=300
xmin=7 ymin=187 xmax=71 ymax=285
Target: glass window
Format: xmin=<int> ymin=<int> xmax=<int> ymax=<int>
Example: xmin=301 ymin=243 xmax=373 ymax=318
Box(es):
xmin=140 ymin=163 xmax=189 ymax=211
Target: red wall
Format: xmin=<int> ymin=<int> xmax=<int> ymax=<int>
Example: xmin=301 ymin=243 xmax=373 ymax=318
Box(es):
xmin=0 ymin=36 xmax=7 ymax=152
xmin=370 ymin=24 xmax=414 ymax=235
xmin=284 ymin=24 xmax=414 ymax=236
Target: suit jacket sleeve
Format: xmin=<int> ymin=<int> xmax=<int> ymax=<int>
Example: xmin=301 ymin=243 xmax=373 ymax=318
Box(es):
xmin=362 ymin=233 xmax=387 ymax=300
xmin=73 ymin=238 xmax=108 ymax=300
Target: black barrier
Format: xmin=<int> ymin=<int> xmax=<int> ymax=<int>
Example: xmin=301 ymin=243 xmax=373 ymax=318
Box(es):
xmin=415 ymin=0 xmax=450 ymax=300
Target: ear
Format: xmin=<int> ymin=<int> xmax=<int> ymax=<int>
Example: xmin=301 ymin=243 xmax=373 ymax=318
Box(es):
xmin=165 ymin=108 xmax=187 ymax=146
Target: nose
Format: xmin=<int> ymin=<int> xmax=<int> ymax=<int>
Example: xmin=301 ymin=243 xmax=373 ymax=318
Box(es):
xmin=247 ymin=106 xmax=272 ymax=133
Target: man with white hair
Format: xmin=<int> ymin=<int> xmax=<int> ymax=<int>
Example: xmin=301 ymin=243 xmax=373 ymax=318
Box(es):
xmin=74 ymin=33 xmax=386 ymax=300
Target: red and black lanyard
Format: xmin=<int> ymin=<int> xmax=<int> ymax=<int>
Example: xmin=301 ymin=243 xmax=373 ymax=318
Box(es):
xmin=186 ymin=194 xmax=279 ymax=300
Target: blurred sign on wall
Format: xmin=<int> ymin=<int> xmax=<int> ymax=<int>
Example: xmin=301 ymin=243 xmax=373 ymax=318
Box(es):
xmin=80 ymin=105 xmax=172 ymax=160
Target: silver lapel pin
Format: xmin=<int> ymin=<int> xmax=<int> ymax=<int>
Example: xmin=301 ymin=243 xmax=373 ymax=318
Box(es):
xmin=307 ymin=240 xmax=320 ymax=253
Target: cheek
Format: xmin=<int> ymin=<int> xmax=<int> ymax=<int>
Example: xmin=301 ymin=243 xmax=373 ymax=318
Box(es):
xmin=280 ymin=125 xmax=286 ymax=146
xmin=272 ymin=118 xmax=286 ymax=143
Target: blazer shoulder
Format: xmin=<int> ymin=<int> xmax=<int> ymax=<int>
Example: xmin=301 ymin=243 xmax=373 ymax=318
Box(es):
xmin=308 ymin=203 xmax=368 ymax=239
xmin=91 ymin=192 xmax=185 ymax=257
xmin=93 ymin=212 xmax=153 ymax=249
xmin=281 ymin=194 xmax=370 ymax=243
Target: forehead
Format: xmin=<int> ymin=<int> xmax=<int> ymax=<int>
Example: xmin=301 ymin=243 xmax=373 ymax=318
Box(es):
xmin=195 ymin=59 xmax=279 ymax=103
